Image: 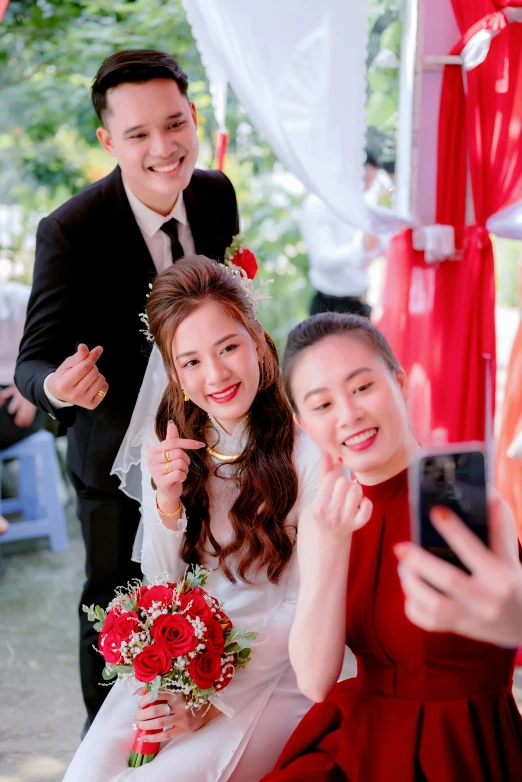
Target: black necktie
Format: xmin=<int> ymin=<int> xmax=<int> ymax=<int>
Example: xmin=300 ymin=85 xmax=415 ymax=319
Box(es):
xmin=160 ymin=218 xmax=184 ymax=263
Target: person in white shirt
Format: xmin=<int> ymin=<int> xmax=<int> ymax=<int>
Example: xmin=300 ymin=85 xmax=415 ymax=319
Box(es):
xmin=0 ymin=281 xmax=47 ymax=538
xmin=300 ymin=153 xmax=381 ymax=319
xmin=0 ymin=281 xmax=45 ymax=449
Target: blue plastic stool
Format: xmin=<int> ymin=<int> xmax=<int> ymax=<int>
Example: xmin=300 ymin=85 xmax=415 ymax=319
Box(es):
xmin=0 ymin=430 xmax=68 ymax=552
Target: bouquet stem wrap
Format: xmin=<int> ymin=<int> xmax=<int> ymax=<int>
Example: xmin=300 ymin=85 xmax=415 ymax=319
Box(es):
xmin=129 ymin=729 xmax=161 ymax=767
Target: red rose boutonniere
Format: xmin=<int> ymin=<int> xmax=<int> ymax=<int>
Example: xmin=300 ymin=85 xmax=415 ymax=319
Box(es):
xmin=225 ymin=234 xmax=258 ymax=279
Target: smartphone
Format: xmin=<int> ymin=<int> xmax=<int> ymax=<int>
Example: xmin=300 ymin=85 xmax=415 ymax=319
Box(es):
xmin=409 ymin=444 xmax=489 ymax=571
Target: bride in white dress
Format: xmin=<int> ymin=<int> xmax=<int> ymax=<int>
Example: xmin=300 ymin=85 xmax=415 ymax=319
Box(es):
xmin=63 ymin=256 xmax=321 ymax=782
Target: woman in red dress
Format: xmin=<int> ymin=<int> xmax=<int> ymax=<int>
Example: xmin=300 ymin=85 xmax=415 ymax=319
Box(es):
xmin=263 ymin=312 xmax=522 ymax=781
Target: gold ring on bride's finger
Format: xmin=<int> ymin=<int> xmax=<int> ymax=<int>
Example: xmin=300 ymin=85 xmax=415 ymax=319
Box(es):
xmin=163 ymin=450 xmax=171 ymax=463
xmin=97 ymin=389 xmax=106 ymax=398
xmin=164 ymin=461 xmax=173 ymax=475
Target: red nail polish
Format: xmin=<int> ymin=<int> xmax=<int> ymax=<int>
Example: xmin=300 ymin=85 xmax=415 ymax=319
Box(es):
xmin=431 ymin=506 xmax=450 ymax=523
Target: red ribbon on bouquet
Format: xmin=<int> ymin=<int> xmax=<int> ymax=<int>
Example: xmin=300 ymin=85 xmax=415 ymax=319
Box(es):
xmin=132 ymin=728 xmax=161 ymax=757
xmin=129 ymin=701 xmax=161 ymax=766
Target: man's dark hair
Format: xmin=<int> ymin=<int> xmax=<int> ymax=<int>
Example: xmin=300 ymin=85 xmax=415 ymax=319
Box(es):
xmin=91 ymin=49 xmax=189 ymax=124
xmin=365 ymin=150 xmax=380 ymax=169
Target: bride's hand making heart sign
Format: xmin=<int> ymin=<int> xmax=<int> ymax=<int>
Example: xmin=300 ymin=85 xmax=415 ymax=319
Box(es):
xmin=147 ymin=421 xmax=205 ymax=515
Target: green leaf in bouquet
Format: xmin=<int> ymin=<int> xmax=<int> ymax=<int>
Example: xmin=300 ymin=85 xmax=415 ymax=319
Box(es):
xmin=94 ymin=605 xmax=107 ymax=623
xmin=245 ymin=632 xmax=258 ymax=641
xmin=186 ymin=563 xmax=208 ymax=588
xmin=238 ymin=648 xmax=251 ymax=659
xmin=148 ymin=675 xmax=161 ymax=702
xmin=225 ymin=642 xmax=241 ymax=653
xmin=113 ymin=664 xmax=133 ymax=674
xmin=102 ymin=666 xmax=117 ymax=681
xmin=197 ymin=687 xmax=214 ymax=698
xmin=82 ymin=604 xmax=98 ymax=623
xmin=93 ymin=621 xmax=104 ymax=632
xmin=121 ymin=598 xmax=135 ymax=612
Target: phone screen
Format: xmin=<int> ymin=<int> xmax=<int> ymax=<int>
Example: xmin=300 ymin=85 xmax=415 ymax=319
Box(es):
xmin=412 ymin=449 xmax=488 ymax=570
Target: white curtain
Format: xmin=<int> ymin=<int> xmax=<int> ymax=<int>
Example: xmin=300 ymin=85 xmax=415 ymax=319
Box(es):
xmin=183 ymin=0 xmax=411 ymax=233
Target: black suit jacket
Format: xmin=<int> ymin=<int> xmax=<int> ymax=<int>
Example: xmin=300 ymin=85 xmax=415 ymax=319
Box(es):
xmin=15 ymin=166 xmax=239 ymax=490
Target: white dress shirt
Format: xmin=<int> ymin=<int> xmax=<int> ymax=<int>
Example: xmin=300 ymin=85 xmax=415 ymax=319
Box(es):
xmin=0 ymin=281 xmax=31 ymax=386
xmin=44 ymin=181 xmax=196 ymax=408
xmin=300 ymin=193 xmax=381 ymax=298
xmin=123 ymin=181 xmax=195 ymax=273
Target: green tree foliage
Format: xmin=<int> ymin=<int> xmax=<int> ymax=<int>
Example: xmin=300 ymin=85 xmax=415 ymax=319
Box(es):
xmin=1 ymin=0 xmax=405 ymax=345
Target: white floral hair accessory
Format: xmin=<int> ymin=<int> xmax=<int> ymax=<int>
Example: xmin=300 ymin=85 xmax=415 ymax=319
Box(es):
xmin=224 ymin=261 xmax=273 ymax=318
xmin=138 ymin=244 xmax=273 ymax=342
xmin=139 ymin=283 xmax=154 ymax=343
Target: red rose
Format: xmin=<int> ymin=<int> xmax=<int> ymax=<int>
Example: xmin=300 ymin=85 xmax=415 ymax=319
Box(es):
xmin=188 ymin=652 xmax=223 ymax=690
xmin=203 ymin=618 xmax=225 ymax=654
xmin=151 ymin=613 xmax=198 ymax=657
xmin=99 ymin=612 xmax=139 ymax=664
xmin=178 ymin=588 xmax=214 ymax=622
xmin=137 ymin=585 xmax=174 ymax=614
xmin=214 ymin=664 xmax=234 ymax=692
xmin=100 ymin=605 xmax=122 ymax=636
xmin=133 ymin=644 xmax=172 ymax=683
xmin=231 ymin=248 xmax=258 ymax=279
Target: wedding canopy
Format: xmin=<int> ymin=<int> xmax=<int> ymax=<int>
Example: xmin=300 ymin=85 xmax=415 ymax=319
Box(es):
xmin=182 ymin=0 xmax=522 ymax=463
xmin=183 ymin=0 xmax=411 ymax=236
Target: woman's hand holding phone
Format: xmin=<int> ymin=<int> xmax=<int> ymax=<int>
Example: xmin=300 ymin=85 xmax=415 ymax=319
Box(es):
xmin=395 ymin=491 xmax=522 ymax=647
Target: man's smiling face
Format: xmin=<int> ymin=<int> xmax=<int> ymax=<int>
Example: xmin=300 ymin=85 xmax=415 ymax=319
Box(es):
xmin=96 ymin=78 xmax=199 ymax=215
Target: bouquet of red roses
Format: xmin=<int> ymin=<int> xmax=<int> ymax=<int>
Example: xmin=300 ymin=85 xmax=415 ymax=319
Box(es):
xmin=83 ymin=565 xmax=256 ymax=768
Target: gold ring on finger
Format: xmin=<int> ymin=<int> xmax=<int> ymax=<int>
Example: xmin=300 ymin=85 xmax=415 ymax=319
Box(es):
xmin=164 ymin=461 xmax=173 ymax=475
xmin=163 ymin=450 xmax=171 ymax=463
xmin=97 ymin=389 xmax=106 ymax=398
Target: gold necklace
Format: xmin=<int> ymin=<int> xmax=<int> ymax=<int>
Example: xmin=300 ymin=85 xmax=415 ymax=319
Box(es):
xmin=206 ymin=445 xmax=241 ymax=464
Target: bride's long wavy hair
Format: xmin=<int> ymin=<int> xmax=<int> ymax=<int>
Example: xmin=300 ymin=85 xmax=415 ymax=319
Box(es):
xmin=146 ymin=256 xmax=298 ymax=584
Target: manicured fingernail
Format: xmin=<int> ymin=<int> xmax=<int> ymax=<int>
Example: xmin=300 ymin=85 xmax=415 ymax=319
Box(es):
xmin=393 ymin=542 xmax=408 ymax=559
xmin=397 ymin=563 xmax=406 ymax=580
xmin=431 ymin=506 xmax=450 ymax=524
xmin=198 ymin=442 xmax=206 ymax=448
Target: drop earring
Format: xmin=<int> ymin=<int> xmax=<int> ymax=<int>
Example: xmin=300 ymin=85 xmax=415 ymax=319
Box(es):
xmin=182 ymin=389 xmax=189 ymax=402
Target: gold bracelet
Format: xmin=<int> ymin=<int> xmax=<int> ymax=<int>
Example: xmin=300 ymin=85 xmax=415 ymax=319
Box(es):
xmin=155 ymin=494 xmax=183 ymax=517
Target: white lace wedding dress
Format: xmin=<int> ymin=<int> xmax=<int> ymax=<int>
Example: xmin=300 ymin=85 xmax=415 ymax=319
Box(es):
xmin=63 ymin=416 xmax=321 ymax=782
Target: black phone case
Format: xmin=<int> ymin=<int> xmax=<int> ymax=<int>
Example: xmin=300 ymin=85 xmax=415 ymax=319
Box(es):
xmin=410 ymin=448 xmax=488 ymax=570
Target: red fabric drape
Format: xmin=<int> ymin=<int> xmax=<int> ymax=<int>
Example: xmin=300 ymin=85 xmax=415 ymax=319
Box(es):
xmin=0 ymin=0 xmax=11 ymax=24
xmin=378 ymin=2 xmax=522 ymax=447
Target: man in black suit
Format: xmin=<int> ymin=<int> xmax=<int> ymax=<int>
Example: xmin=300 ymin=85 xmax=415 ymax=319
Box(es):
xmin=15 ymin=50 xmax=239 ymax=729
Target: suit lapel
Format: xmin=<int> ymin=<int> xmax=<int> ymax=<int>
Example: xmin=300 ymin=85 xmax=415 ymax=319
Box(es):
xmin=102 ymin=167 xmax=156 ymax=280
xmin=183 ymin=179 xmax=208 ymax=257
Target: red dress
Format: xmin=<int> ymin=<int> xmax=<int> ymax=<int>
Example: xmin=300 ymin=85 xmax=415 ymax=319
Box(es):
xmin=263 ymin=470 xmax=522 ymax=781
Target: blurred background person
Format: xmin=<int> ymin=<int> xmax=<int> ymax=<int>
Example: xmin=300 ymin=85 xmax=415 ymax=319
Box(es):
xmin=0 ymin=281 xmax=48 ymax=544
xmin=0 ymin=281 xmax=47 ymax=450
xmin=300 ymin=153 xmax=382 ymax=319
